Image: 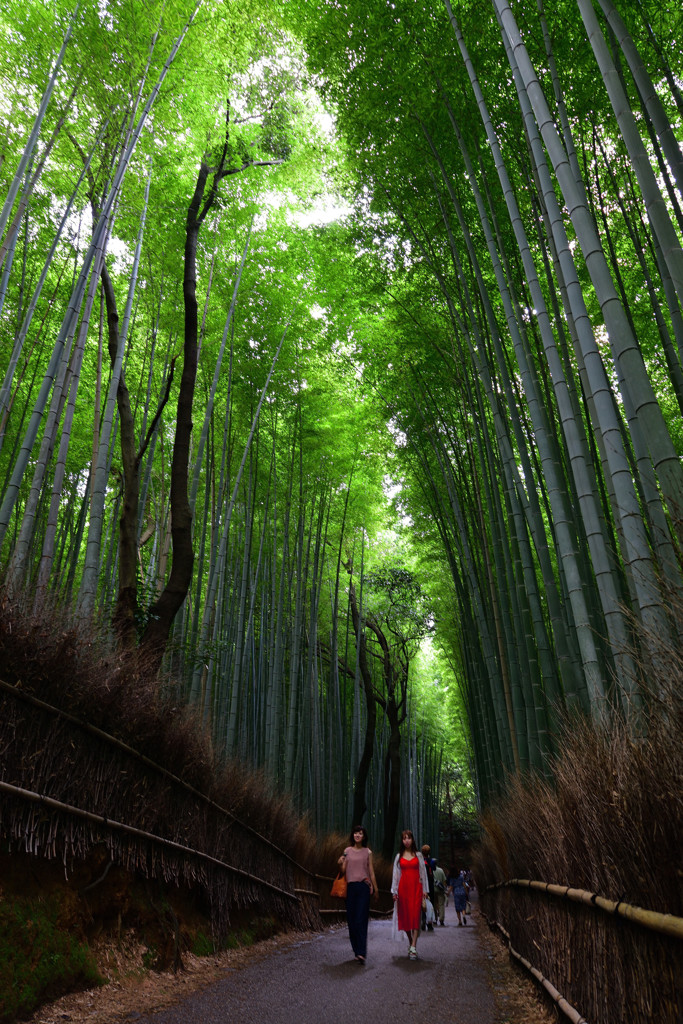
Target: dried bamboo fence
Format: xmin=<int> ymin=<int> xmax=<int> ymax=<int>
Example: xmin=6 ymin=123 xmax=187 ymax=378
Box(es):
xmin=480 ymin=878 xmax=683 ymax=1024
xmin=0 ymin=678 xmax=322 ymax=937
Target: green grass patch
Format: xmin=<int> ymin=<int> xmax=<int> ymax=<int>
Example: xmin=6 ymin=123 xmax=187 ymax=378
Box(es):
xmin=190 ymin=916 xmax=280 ymax=957
xmin=220 ymin=917 xmax=279 ymax=952
xmin=191 ymin=930 xmax=215 ymax=956
xmin=0 ymin=894 xmax=103 ymax=1022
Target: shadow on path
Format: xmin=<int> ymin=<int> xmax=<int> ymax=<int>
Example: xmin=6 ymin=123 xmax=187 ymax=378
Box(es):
xmin=131 ymin=895 xmax=496 ymax=1024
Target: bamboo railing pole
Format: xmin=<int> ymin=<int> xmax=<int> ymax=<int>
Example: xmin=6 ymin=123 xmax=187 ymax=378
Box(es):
xmin=507 ymin=943 xmax=589 ymax=1024
xmin=481 ymin=907 xmax=588 ymax=1024
xmin=483 ymin=878 xmax=683 ymax=940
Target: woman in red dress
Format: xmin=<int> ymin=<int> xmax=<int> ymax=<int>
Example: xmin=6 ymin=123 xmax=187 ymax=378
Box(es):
xmin=391 ymin=829 xmax=429 ymax=959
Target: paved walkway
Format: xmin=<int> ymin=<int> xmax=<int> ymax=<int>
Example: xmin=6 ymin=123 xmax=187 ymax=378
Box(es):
xmin=131 ymin=897 xmax=496 ymax=1024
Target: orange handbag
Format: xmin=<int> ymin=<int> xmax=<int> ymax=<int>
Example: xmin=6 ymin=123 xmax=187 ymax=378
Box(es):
xmin=330 ymin=872 xmax=348 ymax=898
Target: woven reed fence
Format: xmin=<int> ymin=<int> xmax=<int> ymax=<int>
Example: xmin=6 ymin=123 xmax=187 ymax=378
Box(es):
xmin=480 ymin=878 xmax=683 ymax=1024
xmin=0 ymin=679 xmax=322 ymax=937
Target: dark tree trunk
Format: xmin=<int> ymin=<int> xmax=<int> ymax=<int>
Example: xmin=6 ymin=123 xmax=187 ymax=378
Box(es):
xmin=101 ymin=264 xmax=139 ymax=647
xmin=347 ymin=578 xmax=377 ymax=827
xmin=345 ymin=560 xmax=413 ymax=853
xmin=381 ymin=690 xmax=402 ymax=860
xmin=133 ymin=101 xmax=279 ymax=671
xmin=138 ymin=101 xmax=265 ymax=670
xmin=140 ymin=162 xmax=209 ymax=666
xmin=365 ymin=618 xmax=407 ymax=860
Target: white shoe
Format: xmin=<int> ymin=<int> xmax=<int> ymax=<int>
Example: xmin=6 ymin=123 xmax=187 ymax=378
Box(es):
xmin=409 ymin=946 xmax=417 ymax=960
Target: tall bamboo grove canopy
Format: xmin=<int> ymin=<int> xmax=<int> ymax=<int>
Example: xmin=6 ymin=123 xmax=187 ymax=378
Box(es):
xmin=0 ymin=0 xmax=682 ymax=827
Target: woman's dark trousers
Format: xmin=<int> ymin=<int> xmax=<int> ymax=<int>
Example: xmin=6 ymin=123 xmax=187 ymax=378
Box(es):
xmin=346 ymin=880 xmax=370 ymax=957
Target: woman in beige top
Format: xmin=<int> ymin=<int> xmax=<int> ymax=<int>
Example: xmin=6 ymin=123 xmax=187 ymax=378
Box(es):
xmin=337 ymin=825 xmax=378 ymax=963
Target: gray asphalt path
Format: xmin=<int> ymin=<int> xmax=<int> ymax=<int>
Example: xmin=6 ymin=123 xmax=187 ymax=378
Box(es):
xmin=130 ymin=898 xmax=496 ymax=1024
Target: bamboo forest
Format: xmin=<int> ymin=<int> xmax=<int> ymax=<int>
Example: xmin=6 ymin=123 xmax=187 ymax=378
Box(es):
xmin=1 ymin=0 xmax=682 ymax=867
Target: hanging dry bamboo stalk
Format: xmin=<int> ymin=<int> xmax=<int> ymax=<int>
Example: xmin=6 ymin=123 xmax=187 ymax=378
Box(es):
xmin=0 ymin=676 xmax=314 ymax=878
xmin=0 ymin=778 xmax=302 ymax=903
xmin=0 ymin=664 xmax=322 ymax=933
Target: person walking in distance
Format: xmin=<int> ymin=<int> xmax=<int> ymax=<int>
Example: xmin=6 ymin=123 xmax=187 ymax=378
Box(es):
xmin=448 ymin=866 xmax=470 ymax=926
xmin=432 ymin=857 xmax=447 ymax=926
xmin=337 ymin=826 xmax=378 ymax=963
xmin=392 ymin=829 xmax=430 ymax=960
